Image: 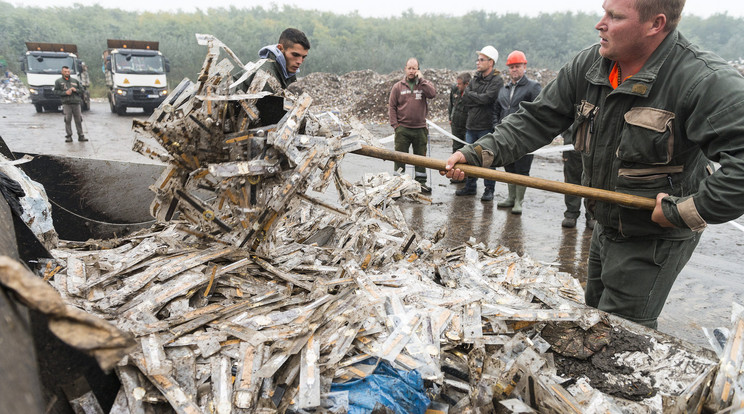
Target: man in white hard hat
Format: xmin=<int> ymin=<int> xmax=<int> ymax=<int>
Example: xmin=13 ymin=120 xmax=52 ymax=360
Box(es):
xmin=455 ymin=45 xmax=503 ymax=201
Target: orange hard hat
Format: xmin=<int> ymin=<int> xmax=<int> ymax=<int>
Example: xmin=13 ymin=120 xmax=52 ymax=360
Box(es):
xmin=506 ymin=50 xmax=527 ymax=66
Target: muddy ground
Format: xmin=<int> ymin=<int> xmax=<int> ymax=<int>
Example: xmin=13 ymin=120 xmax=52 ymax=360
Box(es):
xmin=1 ymin=101 xmax=743 ymax=350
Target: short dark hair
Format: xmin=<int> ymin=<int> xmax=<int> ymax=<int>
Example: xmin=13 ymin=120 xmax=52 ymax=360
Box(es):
xmin=279 ymin=28 xmax=310 ymax=50
xmin=635 ymin=0 xmax=685 ymax=32
xmin=457 ymin=72 xmax=471 ymax=84
xmin=62 ymin=65 xmax=70 ymax=69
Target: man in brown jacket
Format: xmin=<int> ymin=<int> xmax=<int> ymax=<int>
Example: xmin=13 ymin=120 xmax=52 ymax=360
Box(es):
xmin=389 ymin=57 xmax=437 ymax=193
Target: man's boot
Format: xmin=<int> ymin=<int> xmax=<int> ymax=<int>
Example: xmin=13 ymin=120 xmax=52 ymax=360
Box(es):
xmin=511 ymin=185 xmax=527 ymax=214
xmin=497 ymin=184 xmax=516 ymax=208
xmin=481 ymin=188 xmax=494 ymax=201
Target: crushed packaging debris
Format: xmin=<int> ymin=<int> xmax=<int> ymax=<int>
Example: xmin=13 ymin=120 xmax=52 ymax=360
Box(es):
xmin=30 ymin=34 xmax=731 ymax=413
xmin=0 ymin=71 xmax=30 ymax=103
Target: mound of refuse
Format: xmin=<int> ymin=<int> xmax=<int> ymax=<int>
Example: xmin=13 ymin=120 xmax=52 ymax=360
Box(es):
xmin=289 ymin=68 xmax=559 ymax=123
xmin=0 ymin=71 xmax=30 ymax=103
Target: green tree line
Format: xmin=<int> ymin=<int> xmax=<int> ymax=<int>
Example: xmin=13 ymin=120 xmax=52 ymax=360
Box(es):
xmin=1 ymin=2 xmax=743 ymax=97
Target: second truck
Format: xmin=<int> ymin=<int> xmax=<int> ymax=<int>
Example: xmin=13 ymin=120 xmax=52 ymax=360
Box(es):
xmin=103 ymin=39 xmax=170 ymax=115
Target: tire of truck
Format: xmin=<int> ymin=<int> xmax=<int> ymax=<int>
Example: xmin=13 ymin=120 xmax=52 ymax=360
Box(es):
xmin=34 ymin=104 xmax=43 ymax=113
xmin=109 ymin=96 xmax=115 ymax=113
xmin=82 ymin=96 xmax=90 ymax=112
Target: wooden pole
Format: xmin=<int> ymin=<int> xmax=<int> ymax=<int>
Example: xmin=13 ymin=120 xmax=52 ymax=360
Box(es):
xmin=352 ymin=145 xmax=657 ymax=211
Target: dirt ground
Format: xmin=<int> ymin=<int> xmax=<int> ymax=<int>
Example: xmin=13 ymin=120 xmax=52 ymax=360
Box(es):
xmin=1 ymin=100 xmax=743 ymax=350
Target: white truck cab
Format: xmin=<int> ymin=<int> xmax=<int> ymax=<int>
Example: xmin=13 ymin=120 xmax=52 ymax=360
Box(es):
xmin=103 ymin=39 xmax=170 ymax=115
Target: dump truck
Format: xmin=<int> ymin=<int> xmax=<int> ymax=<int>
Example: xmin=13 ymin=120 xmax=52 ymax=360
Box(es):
xmin=103 ymin=39 xmax=170 ymax=115
xmin=19 ymin=42 xmax=91 ymax=113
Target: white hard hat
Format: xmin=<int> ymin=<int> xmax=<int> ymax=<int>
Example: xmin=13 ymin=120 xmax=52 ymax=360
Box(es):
xmin=476 ymin=45 xmax=499 ymax=63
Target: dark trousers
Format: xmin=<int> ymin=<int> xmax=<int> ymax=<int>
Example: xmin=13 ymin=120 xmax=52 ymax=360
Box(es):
xmin=464 ymin=129 xmax=494 ymax=191
xmin=504 ymin=154 xmax=534 ymax=175
xmin=586 ymin=223 xmax=701 ymax=329
xmin=394 ymin=126 xmax=428 ymax=184
xmin=451 ymin=124 xmax=466 ymax=152
xmin=63 ymin=103 xmax=83 ymax=138
xmin=563 ymin=150 xmax=592 ymax=219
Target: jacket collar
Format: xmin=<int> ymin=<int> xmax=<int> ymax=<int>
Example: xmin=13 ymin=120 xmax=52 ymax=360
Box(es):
xmin=506 ymin=75 xmax=529 ymax=88
xmin=585 ymin=30 xmax=679 ymax=97
xmin=475 ymin=69 xmax=496 ymax=81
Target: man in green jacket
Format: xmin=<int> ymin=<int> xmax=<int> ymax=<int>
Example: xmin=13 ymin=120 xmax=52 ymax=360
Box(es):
xmin=442 ymin=0 xmax=744 ymax=329
xmin=53 ymin=66 xmax=87 ymax=142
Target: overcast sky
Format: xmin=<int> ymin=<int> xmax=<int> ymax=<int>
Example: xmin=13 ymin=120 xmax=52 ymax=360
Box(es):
xmin=8 ymin=0 xmax=744 ymax=18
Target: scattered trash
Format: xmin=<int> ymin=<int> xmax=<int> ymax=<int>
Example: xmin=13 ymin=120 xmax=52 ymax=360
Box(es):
xmin=0 ymin=71 xmax=30 ymax=103
xmin=27 ymin=34 xmax=728 ymax=413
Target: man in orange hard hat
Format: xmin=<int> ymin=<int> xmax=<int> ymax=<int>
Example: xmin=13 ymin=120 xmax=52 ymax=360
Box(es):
xmin=492 ymin=51 xmax=541 ymax=213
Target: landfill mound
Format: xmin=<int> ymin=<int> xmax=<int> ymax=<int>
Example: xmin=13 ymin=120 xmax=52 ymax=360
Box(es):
xmin=15 ymin=34 xmax=730 ymax=413
xmin=289 ymin=68 xmax=558 ymax=124
xmin=1 ymin=71 xmax=30 ymax=103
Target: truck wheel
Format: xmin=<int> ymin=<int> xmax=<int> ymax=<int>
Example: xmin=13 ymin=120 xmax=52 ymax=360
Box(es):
xmin=109 ymin=97 xmax=115 ymax=113
xmin=82 ymin=98 xmax=90 ymax=112
xmin=34 ymin=104 xmax=43 ymax=113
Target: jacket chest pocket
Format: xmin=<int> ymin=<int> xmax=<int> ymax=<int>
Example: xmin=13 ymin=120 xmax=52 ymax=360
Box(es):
xmin=616 ymin=107 xmax=675 ymax=165
xmin=573 ymin=100 xmax=597 ymax=153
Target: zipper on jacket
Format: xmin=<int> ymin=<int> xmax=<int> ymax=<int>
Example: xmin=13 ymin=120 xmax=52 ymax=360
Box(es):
xmin=589 ymin=107 xmax=597 ymax=135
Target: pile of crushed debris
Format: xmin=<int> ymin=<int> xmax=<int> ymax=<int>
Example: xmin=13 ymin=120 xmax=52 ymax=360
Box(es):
xmin=0 ymin=71 xmax=30 ymax=103
xmin=10 ymin=34 xmax=741 ymax=413
xmin=289 ymin=68 xmax=558 ymax=124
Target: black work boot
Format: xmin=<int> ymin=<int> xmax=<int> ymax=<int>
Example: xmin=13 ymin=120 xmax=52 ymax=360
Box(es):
xmin=481 ymin=188 xmax=494 ymax=201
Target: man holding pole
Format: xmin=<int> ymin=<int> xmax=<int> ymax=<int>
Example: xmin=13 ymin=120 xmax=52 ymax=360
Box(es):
xmin=442 ymin=0 xmax=744 ymax=329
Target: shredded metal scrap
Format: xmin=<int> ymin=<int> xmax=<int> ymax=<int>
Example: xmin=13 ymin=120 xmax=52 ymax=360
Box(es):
xmin=41 ymin=35 xmax=722 ymax=413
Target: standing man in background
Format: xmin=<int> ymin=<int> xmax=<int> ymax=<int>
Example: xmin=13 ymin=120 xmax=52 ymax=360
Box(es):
xmin=493 ymin=51 xmax=541 ymax=213
xmin=389 ymin=57 xmax=437 ymax=193
xmin=54 ymin=66 xmax=87 ymax=143
xmin=448 ymin=72 xmax=471 ymax=183
xmin=456 ymin=46 xmax=503 ymax=201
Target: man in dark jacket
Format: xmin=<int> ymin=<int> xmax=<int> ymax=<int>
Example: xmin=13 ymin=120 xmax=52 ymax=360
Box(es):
xmin=389 ymin=57 xmax=437 ymax=193
xmin=456 ymin=46 xmax=503 ymax=201
xmin=443 ymin=0 xmax=744 ymax=329
xmin=53 ymin=66 xmax=87 ymax=143
xmin=493 ymin=51 xmax=542 ymax=212
xmin=244 ymin=28 xmax=310 ymax=94
xmin=449 ymin=72 xmax=470 ymax=153
xmin=448 ymin=72 xmax=470 ymax=183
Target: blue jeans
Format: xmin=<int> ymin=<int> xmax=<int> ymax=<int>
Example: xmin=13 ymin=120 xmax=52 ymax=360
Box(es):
xmin=464 ymin=129 xmax=495 ymax=191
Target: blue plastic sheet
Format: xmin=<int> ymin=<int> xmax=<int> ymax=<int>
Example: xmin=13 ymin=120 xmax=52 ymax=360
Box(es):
xmin=330 ymin=359 xmax=430 ymax=414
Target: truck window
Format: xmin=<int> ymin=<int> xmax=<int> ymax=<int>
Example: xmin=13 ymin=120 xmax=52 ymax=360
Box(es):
xmin=25 ymin=55 xmax=75 ymax=74
xmin=114 ymin=54 xmax=164 ymax=74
